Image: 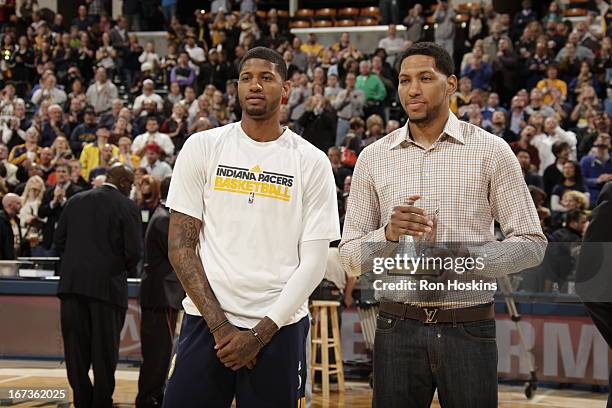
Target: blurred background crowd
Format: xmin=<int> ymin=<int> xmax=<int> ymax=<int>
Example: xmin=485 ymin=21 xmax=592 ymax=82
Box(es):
xmin=0 ymin=0 xmax=610 ymax=294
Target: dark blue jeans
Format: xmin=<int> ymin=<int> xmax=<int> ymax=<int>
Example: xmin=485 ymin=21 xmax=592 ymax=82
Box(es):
xmin=373 ymin=312 xmax=498 ymax=408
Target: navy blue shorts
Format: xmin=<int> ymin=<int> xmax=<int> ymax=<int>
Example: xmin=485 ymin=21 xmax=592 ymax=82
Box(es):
xmin=162 ymin=314 xmax=309 ymax=408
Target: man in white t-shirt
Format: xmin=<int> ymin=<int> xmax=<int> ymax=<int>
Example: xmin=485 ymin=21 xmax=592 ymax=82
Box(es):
xmin=163 ymin=47 xmax=340 ymax=407
xmin=132 ymin=79 xmax=164 ymax=117
xmin=131 ymin=116 xmax=174 ymax=158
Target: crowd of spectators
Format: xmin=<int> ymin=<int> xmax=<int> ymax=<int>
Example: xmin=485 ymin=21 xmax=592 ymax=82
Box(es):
xmin=0 ymin=0 xmax=610 ymax=292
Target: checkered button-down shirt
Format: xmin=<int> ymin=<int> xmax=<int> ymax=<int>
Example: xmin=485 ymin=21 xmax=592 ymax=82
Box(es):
xmin=339 ymin=111 xmax=547 ymax=309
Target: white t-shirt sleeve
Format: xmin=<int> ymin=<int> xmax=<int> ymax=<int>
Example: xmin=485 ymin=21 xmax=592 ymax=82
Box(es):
xmin=166 ymin=135 xmax=206 ymax=220
xmin=300 ymin=154 xmax=341 ymax=243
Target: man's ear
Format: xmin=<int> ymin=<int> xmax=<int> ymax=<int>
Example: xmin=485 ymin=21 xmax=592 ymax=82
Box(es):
xmin=281 ymin=79 xmax=291 ymax=99
xmin=446 ymin=74 xmax=458 ymax=96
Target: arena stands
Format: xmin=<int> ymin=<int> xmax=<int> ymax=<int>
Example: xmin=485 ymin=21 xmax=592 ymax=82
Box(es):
xmin=0 ymin=0 xmax=610 ymax=288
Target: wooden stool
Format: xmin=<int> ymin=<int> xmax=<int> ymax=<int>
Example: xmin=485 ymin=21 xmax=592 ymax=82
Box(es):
xmin=310 ymin=300 xmax=345 ymax=399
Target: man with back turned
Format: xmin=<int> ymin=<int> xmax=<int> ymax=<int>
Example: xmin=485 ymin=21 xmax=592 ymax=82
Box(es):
xmin=55 ymin=164 xmax=142 ymax=408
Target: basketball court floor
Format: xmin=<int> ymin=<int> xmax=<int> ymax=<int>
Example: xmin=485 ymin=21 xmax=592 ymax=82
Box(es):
xmin=0 ymin=361 xmax=607 ymax=407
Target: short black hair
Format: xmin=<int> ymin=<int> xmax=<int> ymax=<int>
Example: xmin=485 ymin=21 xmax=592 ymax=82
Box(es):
xmin=564 ymin=209 xmax=585 ymax=227
xmin=239 ymin=46 xmax=287 ymax=81
xmin=552 ymin=141 xmax=570 ymax=157
xmin=515 ymin=148 xmax=531 ymax=156
xmin=397 ymin=42 xmax=455 ymax=76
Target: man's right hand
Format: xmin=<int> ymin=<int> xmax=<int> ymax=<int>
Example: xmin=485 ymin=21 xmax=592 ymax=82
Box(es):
xmin=385 ymin=195 xmax=433 ymax=242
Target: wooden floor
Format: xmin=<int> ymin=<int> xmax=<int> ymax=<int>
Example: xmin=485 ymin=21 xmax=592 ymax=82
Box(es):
xmin=0 ymin=363 xmax=607 ymax=407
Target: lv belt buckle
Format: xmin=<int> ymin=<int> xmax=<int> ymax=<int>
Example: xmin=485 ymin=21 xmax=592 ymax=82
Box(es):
xmin=423 ymin=308 xmax=439 ymax=324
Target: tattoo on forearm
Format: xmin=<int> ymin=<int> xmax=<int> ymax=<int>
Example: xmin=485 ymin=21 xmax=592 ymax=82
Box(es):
xmin=169 ymin=212 xmax=227 ymax=327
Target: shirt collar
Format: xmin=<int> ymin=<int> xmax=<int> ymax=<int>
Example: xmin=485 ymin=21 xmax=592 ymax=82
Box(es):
xmin=102 ymin=182 xmax=118 ymax=190
xmin=389 ymin=110 xmax=465 ymax=150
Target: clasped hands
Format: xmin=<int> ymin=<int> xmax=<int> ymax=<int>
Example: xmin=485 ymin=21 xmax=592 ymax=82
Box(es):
xmin=212 ymin=317 xmax=277 ymax=372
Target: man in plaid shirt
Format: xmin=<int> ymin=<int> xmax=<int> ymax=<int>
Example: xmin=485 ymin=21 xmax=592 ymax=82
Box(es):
xmin=340 ymin=42 xmax=546 ymax=408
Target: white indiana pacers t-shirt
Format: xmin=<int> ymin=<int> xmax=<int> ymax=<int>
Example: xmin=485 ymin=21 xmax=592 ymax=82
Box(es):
xmin=166 ymin=122 xmax=340 ymax=328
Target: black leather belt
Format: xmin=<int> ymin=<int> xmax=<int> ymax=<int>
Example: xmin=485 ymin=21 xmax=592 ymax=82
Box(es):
xmin=379 ymin=301 xmax=495 ymax=324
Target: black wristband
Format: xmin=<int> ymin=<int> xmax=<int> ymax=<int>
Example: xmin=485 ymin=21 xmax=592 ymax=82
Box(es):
xmin=210 ymin=319 xmax=229 ymax=334
xmin=250 ymin=328 xmax=266 ymax=347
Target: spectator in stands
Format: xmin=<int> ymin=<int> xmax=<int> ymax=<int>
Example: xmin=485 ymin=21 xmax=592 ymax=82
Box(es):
xmin=9 ymin=127 xmax=41 ymax=168
xmin=19 ymin=175 xmax=45 ymax=255
xmin=99 ymin=99 xmax=124 ymax=131
xmin=51 ymin=136 xmax=73 ymax=162
xmin=332 ymin=72 xmax=365 ymax=147
xmin=581 ymin=133 xmax=612 ymax=205
xmin=579 ymin=111 xmax=611 ymax=158
xmin=403 ymin=4 xmax=424 ymax=44
xmin=72 ymin=5 xmax=92 ymax=32
xmin=480 ymin=92 xmax=505 ymax=127
xmin=31 ymin=74 xmax=67 ymax=107
xmin=544 ymin=209 xmax=588 ymax=292
xmin=450 ymin=77 xmax=472 ymax=115
xmin=492 ymin=37 xmax=519 ymax=105
xmin=68 ymin=159 xmax=89 ymax=190
xmin=41 ymin=104 xmax=71 ymax=148
xmin=299 ymin=95 xmax=336 ymax=154
xmin=38 ymin=148 xmax=55 ymax=182
xmin=324 ymin=74 xmax=341 ymax=102
xmin=184 ymin=33 xmax=205 ymax=78
xmin=356 ymin=60 xmax=386 ymax=119
xmin=461 ymin=47 xmax=493 ymax=91
xmin=170 ymin=52 xmax=196 ymax=89
xmin=525 ymin=88 xmax=556 ymax=118
xmin=516 ymin=148 xmax=544 ymax=189
xmin=433 ymin=0 xmax=456 ymax=59
xmin=160 ymin=102 xmax=188 ymax=152
xmin=141 ymin=143 xmax=172 ymax=180
xmin=537 ymin=64 xmax=568 ymax=106
xmin=486 ymin=111 xmax=517 ymax=143
xmin=135 ymin=174 xmax=160 ymax=236
xmin=96 ymin=33 xmax=118 ymax=76
xmin=533 ymin=116 xmax=578 ymax=175
xmin=139 ymin=42 xmax=160 ymax=74
xmin=483 ymin=22 xmax=506 ymax=61
xmin=133 ymin=79 xmax=164 ymax=117
xmin=86 ymin=67 xmax=119 ymax=115
xmin=362 ymin=114 xmax=384 ymax=147
xmin=79 ymin=125 xmax=119 ymax=181
xmin=543 ymin=141 xmax=571 ymax=198
xmin=300 ymin=33 xmax=322 ymax=59
xmin=70 ymin=107 xmax=98 ymax=156
xmin=551 ymin=160 xmax=588 ymax=212
xmin=0 ymin=144 xmax=19 ymax=188
xmin=116 ymin=137 xmax=139 ymax=170
xmin=378 ymin=25 xmax=404 ymax=65
xmin=38 ymin=162 xmax=82 ymax=256
xmin=510 ymin=0 xmax=536 ymax=38
xmin=556 ymin=31 xmax=595 ymax=65
xmin=132 ymin=116 xmax=174 ymax=158
xmin=570 ymin=85 xmax=601 ymax=127
xmin=0 ymin=193 xmax=23 ymax=259
xmin=88 ymin=143 xmax=120 ymax=182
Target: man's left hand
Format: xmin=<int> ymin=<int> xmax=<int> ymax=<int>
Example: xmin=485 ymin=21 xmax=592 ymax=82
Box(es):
xmin=215 ymin=331 xmax=262 ymax=371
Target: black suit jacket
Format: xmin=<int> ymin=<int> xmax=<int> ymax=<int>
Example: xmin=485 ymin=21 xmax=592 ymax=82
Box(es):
xmin=38 ymin=183 xmax=83 ymax=250
xmin=0 ymin=210 xmax=18 ymax=260
xmin=55 ymin=185 xmax=142 ymax=308
xmin=139 ymin=205 xmax=184 ymax=309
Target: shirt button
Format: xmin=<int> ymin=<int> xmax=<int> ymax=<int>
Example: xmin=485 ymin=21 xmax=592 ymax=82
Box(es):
xmin=437 ymin=333 xmax=442 ymax=339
